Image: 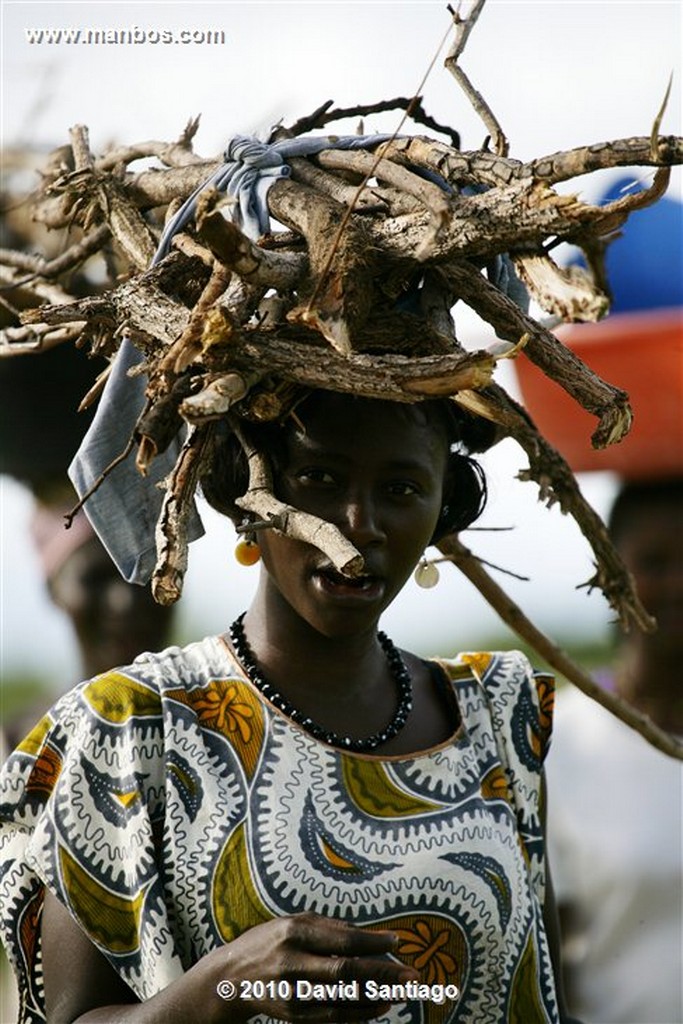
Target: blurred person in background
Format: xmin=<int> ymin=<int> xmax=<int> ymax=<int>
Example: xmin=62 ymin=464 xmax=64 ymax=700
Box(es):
xmin=545 ymin=478 xmax=683 ymax=1024
xmin=0 ymin=343 xmax=175 ymax=747
xmin=540 ymin=181 xmax=683 ymax=1024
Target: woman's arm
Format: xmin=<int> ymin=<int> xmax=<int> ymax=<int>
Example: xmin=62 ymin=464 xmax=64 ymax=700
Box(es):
xmin=42 ymin=888 xmax=418 ymax=1024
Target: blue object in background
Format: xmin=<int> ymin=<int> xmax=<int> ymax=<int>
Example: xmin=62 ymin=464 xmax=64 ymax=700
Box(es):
xmin=597 ymin=177 xmax=683 ymax=313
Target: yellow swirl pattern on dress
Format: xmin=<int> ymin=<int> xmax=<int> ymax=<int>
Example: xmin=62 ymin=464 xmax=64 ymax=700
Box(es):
xmin=458 ymin=652 xmax=494 ymax=679
xmin=480 ymin=763 xmax=511 ymax=802
xmin=341 ymin=757 xmax=442 ymax=818
xmin=59 ymin=846 xmax=145 ymax=954
xmin=83 ymin=673 xmax=162 ymax=723
xmin=318 ymin=835 xmax=363 ymax=873
xmin=212 ymin=822 xmax=273 ymax=942
xmin=16 ymin=714 xmax=51 ymax=756
xmin=534 ymin=673 xmax=555 ymax=756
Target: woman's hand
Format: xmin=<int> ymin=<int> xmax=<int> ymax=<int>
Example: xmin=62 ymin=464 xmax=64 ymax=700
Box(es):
xmin=42 ymin=890 xmax=419 ymax=1024
xmin=195 ymin=912 xmax=420 ymax=1023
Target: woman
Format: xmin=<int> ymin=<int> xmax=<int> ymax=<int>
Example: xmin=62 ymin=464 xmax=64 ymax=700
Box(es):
xmin=0 ymin=390 xmax=569 ymax=1023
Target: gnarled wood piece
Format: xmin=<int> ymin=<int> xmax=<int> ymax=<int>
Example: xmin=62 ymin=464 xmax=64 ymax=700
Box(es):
xmin=152 ymin=423 xmax=214 ymax=605
xmin=444 ymin=260 xmax=632 ymax=447
xmin=452 ymin=383 xmax=653 ymax=632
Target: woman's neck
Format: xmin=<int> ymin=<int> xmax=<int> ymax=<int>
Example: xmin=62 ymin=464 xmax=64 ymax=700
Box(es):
xmin=240 ymin=584 xmax=388 ymax=704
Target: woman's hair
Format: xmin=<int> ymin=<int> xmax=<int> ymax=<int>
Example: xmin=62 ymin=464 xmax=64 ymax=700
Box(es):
xmin=201 ymin=392 xmax=494 ymax=543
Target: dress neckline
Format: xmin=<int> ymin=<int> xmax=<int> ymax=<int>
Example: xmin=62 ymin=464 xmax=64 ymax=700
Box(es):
xmin=217 ymin=633 xmax=467 ymax=763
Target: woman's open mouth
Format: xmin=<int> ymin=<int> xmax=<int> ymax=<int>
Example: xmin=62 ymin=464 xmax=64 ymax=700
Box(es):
xmin=311 ymin=566 xmax=385 ymax=602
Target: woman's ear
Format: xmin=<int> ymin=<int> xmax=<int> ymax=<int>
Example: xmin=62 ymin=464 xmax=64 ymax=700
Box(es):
xmin=430 ymin=452 xmax=487 ymax=543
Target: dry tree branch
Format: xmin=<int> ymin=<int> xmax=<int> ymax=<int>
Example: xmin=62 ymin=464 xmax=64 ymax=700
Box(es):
xmin=444 ymin=260 xmax=631 ymax=446
xmin=0 ymin=322 xmax=86 ymax=354
xmin=316 ymin=148 xmax=451 ymax=259
xmin=194 ymin=192 xmax=308 ymax=288
xmin=0 ymin=225 xmax=111 ymax=292
xmin=452 ymin=383 xmax=655 ymax=633
xmin=439 ymin=535 xmax=683 ymax=761
xmin=0 ymin=266 xmax=77 ymax=308
xmin=234 ymin=337 xmax=496 ymax=400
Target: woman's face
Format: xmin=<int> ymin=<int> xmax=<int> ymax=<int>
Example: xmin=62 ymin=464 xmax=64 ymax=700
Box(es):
xmin=616 ymin=495 xmax=683 ymax=656
xmin=255 ymin=394 xmax=449 ymax=638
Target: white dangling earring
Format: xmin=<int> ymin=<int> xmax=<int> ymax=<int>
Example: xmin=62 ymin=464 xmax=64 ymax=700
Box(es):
xmin=414 ymin=557 xmax=440 ymax=589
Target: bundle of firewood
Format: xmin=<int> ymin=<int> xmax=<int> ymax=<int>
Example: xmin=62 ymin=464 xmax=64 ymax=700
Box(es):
xmin=2 ymin=2 xmax=681 ymax=755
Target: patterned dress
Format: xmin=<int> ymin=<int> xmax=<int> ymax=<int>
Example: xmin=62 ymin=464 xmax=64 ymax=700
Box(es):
xmin=0 ymin=636 xmax=558 ymax=1023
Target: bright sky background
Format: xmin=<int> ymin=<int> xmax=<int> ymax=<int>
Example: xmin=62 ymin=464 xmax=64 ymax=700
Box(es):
xmin=1 ymin=0 xmax=681 ymax=687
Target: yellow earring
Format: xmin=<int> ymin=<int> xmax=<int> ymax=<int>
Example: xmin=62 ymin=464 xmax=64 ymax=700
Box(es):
xmin=235 ymin=536 xmax=261 ymax=566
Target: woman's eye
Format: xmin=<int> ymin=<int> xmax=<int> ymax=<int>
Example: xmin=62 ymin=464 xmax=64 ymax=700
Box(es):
xmin=387 ymin=481 xmax=420 ymax=497
xmin=295 ymin=468 xmax=336 ymax=486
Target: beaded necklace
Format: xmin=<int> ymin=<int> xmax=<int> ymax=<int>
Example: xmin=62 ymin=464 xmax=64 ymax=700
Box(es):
xmin=229 ymin=613 xmax=413 ymax=752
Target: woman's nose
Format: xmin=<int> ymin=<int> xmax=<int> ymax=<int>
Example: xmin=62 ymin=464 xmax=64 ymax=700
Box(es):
xmin=337 ymin=492 xmax=385 ymax=547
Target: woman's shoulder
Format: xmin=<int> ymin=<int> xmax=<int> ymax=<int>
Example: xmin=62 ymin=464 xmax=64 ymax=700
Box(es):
xmin=119 ymin=632 xmax=236 ymax=685
xmin=9 ymin=634 xmax=241 ymax=759
xmin=433 ymin=648 xmax=549 ymax=687
xmin=432 ymin=649 xmax=554 ymax=766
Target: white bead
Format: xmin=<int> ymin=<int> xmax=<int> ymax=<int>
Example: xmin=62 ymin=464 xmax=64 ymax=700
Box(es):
xmin=414 ymin=560 xmax=440 ymax=589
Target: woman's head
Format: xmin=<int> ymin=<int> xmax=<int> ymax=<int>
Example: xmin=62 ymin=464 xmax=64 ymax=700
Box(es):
xmin=202 ymin=391 xmax=490 ymax=637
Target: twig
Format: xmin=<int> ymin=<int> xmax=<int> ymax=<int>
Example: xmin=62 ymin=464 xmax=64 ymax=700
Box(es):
xmin=444 ymin=0 xmax=508 ymax=156
xmin=432 ymin=553 xmax=529 ymax=582
xmin=0 ymin=322 xmax=86 ymax=355
xmin=152 ymin=424 xmax=215 ymax=604
xmin=0 ymin=224 xmax=110 ymax=289
xmin=650 ymin=72 xmax=673 ymax=160
xmin=285 ymin=96 xmax=460 ymax=149
xmin=69 ymin=124 xmax=94 ymax=171
xmin=438 ymin=535 xmax=683 ymax=761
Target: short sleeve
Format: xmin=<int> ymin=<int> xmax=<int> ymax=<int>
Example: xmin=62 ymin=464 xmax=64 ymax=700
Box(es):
xmin=0 ymin=672 xmax=184 ymax=1023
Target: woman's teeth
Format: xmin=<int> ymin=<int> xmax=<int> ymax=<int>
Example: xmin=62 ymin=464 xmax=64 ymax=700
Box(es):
xmin=321 ymin=569 xmax=374 ymax=589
